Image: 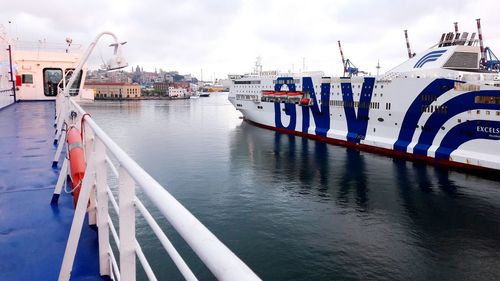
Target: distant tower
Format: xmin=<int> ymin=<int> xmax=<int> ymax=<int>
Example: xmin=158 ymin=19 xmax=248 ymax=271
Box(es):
xmin=454 ymin=22 xmax=459 ymax=33
xmin=254 ymin=56 xmax=262 ymax=74
xmin=376 ymin=60 xmax=381 ymax=76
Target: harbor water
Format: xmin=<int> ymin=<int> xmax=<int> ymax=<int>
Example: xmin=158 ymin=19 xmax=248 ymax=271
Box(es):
xmin=83 ymin=94 xmax=500 ymax=280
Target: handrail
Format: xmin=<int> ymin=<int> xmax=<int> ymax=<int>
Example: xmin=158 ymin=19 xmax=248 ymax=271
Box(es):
xmin=58 ymin=97 xmax=260 ymax=280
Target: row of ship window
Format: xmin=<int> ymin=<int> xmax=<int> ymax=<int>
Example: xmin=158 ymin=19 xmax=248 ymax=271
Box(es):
xmin=234 ymin=89 xmax=385 ymax=98
xmin=233 ymin=84 xmax=385 ymax=90
xmin=329 ymin=100 xmax=385 ymax=109
xmin=95 ymin=93 xmax=138 ymax=98
xmin=239 ymin=100 xmax=500 ymax=117
xmin=420 ymin=95 xmax=500 ymax=105
xmin=471 ymin=110 xmax=500 ymax=116
xmin=422 ymin=105 xmax=448 ymax=114
xmin=234 ymin=80 xmax=386 ymax=89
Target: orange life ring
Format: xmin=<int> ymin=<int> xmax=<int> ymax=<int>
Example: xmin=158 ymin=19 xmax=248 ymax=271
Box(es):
xmin=66 ymin=126 xmax=86 ymax=207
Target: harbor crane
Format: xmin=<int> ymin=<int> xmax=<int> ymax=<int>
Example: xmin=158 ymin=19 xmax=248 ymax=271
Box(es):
xmin=485 ymin=47 xmax=500 ymax=71
xmin=337 ymin=41 xmax=366 ymax=77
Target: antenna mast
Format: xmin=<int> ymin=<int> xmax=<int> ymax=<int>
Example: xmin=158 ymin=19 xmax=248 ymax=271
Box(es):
xmin=404 ymin=30 xmax=413 ymax=59
xmin=476 ymin=18 xmax=486 ymax=67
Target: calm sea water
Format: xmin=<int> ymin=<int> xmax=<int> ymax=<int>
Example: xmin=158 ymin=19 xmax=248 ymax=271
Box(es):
xmin=83 ymin=95 xmax=500 ymax=281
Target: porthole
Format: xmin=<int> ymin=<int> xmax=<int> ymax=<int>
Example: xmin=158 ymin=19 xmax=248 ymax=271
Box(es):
xmin=378 ymin=118 xmax=384 ymax=122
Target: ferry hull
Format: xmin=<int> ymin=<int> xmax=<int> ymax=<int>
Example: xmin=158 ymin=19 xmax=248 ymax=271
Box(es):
xmin=243 ymin=117 xmax=499 ymax=174
xmin=229 ymin=74 xmax=500 ymax=172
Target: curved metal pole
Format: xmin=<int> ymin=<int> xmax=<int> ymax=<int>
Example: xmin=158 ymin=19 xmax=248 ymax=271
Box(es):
xmin=63 ymin=32 xmax=119 ymax=97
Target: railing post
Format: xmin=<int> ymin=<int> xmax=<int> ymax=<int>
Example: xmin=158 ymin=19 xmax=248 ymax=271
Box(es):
xmin=119 ymin=167 xmax=136 ymax=281
xmin=84 ymin=128 xmax=97 ymax=227
xmin=95 ymin=138 xmax=111 ymax=276
xmin=51 ymin=158 xmax=69 ymax=204
xmin=58 ymin=154 xmax=96 ymax=281
xmin=54 ymin=98 xmax=67 ymax=145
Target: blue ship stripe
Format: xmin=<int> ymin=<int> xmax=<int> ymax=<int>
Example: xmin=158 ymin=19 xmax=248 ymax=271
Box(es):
xmin=435 ymin=120 xmax=500 ymax=160
xmin=413 ymin=90 xmax=500 ymax=156
xmin=394 ymin=79 xmax=455 ymax=152
xmin=413 ymin=50 xmax=446 ymax=68
xmin=340 ymin=77 xmax=375 ymax=143
xmin=274 ymin=77 xmax=297 ymax=130
xmin=416 ymin=57 xmax=440 ymax=68
xmin=273 ymin=77 xmax=375 ymax=142
xmin=415 ymin=54 xmax=445 ymax=68
xmin=302 ymin=77 xmax=330 ymax=137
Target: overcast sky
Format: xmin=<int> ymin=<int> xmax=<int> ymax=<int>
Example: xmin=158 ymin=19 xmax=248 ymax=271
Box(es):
xmin=2 ymin=0 xmax=499 ymax=80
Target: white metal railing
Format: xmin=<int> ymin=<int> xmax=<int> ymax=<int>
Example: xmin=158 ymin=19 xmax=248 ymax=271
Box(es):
xmin=52 ymin=94 xmax=260 ymax=281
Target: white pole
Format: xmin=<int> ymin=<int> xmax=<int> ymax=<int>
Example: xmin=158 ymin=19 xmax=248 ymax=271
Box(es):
xmin=58 ymin=161 xmax=96 ymax=281
xmin=119 ymin=167 xmax=136 ymax=281
xmin=95 ymin=138 xmax=111 ymax=276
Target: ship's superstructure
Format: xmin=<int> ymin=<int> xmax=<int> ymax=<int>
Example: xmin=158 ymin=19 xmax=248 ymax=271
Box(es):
xmin=229 ymin=21 xmax=500 ymax=171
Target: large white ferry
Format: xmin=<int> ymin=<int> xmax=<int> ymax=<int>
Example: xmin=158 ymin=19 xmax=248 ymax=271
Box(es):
xmin=229 ymin=20 xmax=500 ymax=172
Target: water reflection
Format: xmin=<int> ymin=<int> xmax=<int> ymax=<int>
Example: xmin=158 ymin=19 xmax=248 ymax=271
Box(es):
xmin=229 ymin=115 xmax=500 ymax=280
xmin=337 ymin=148 xmax=368 ymax=210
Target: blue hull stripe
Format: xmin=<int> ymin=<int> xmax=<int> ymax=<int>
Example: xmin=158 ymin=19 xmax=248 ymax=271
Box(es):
xmin=302 ymin=77 xmax=330 ymax=137
xmin=435 ymin=120 xmax=500 ymax=160
xmin=340 ymin=77 xmax=375 ymax=143
xmin=394 ymin=79 xmax=455 ymax=152
xmin=414 ymin=90 xmax=500 ymax=156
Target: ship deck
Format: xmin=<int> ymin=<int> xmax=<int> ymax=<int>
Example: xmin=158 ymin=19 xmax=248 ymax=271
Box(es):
xmin=0 ymin=102 xmax=102 ymax=280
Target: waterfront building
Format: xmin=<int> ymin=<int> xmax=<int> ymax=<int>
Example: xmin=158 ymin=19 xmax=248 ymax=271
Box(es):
xmin=168 ymin=86 xmax=187 ymax=97
xmin=153 ymin=82 xmax=169 ymax=93
xmin=85 ymin=82 xmax=141 ymax=99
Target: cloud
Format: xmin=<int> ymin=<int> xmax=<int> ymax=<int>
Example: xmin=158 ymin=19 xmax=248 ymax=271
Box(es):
xmin=2 ymin=0 xmax=499 ymax=78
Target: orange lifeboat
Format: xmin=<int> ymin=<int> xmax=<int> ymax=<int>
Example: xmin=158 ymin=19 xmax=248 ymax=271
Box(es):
xmin=66 ymin=126 xmax=86 ymax=207
xmin=300 ymin=98 xmax=311 ymax=106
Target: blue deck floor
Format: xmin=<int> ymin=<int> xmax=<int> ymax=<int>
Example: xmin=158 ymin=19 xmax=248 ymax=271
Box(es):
xmin=0 ymin=102 xmax=102 ymax=280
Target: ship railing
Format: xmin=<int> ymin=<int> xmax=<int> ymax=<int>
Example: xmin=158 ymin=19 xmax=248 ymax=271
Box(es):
xmin=53 ymin=95 xmax=260 ymax=281
xmin=12 ymin=40 xmax=83 ymax=53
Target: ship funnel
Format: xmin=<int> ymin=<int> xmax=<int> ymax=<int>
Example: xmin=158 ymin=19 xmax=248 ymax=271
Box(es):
xmin=476 ymin=18 xmax=486 ymax=67
xmin=438 ymin=33 xmax=446 ymax=47
xmin=467 ymin=32 xmax=476 ymax=46
xmin=404 ymin=30 xmax=413 ymax=58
